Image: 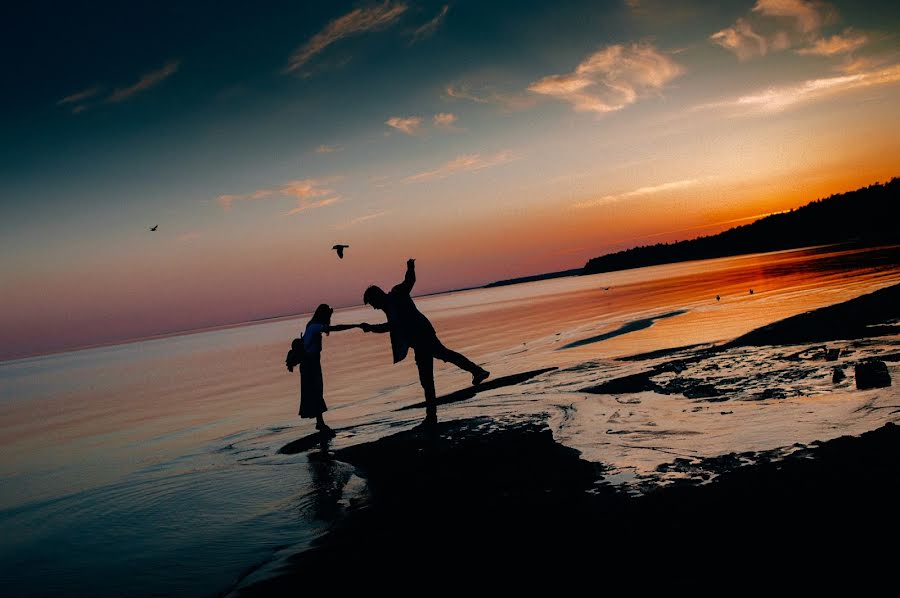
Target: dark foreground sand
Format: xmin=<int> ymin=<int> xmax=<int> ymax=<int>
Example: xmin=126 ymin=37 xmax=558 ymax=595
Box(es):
xmin=236 ymin=285 xmax=900 ymax=592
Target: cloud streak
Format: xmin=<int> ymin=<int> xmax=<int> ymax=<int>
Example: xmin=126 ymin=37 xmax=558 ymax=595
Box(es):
xmin=216 ymin=178 xmax=343 ymax=216
xmin=528 ymin=43 xmax=684 ymax=113
xmin=57 ymin=86 xmax=102 ymax=106
xmin=409 ymin=4 xmax=448 ymax=44
xmin=107 ymin=61 xmax=181 ymax=103
xmin=336 ymin=211 xmax=389 ymax=229
xmin=403 ymin=150 xmax=518 ymax=183
xmin=285 ymin=2 xmax=407 ymax=74
xmin=796 ymin=29 xmax=868 ymax=56
xmin=575 ymin=178 xmax=704 ymax=208
xmin=696 ymin=64 xmax=900 ymax=114
xmin=444 ymin=83 xmax=538 ymax=111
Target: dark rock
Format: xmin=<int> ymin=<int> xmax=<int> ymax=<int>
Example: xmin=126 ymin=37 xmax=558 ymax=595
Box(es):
xmin=855 ymin=360 xmax=892 ymax=390
xmin=583 ymin=371 xmax=657 ymax=394
xmin=832 ymin=367 xmax=846 ymax=383
xmin=826 ymin=348 xmax=841 ymax=361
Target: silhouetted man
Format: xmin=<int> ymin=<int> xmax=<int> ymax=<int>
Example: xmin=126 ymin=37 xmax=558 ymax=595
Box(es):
xmin=362 ymin=259 xmax=490 ymax=425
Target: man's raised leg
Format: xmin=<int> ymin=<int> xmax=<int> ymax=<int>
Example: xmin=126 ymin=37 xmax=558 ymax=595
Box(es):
xmin=432 ymin=341 xmax=490 ymax=385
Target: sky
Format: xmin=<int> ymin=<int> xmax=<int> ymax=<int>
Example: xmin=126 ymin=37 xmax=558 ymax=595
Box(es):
xmin=1 ymin=0 xmax=899 ymax=360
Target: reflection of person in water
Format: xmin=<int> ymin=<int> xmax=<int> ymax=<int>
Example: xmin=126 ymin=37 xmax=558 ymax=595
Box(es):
xmin=300 ymin=304 xmax=364 ymax=436
xmin=362 ymin=259 xmax=490 ymax=425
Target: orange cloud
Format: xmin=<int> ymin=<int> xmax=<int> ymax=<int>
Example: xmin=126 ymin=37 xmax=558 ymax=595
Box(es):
xmin=217 ymin=178 xmax=342 ymax=215
xmin=711 ymin=18 xmax=769 ymax=61
xmin=432 ymin=112 xmax=458 ymax=129
xmin=403 ymin=150 xmax=518 ymax=183
xmin=386 ymin=115 xmax=423 ymax=135
xmin=528 ymin=43 xmax=684 ymax=113
xmin=797 ymin=29 xmax=868 ymax=56
xmin=752 ymin=0 xmax=822 ymax=33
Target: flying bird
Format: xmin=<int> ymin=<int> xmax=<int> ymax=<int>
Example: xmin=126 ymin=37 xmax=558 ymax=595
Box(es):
xmin=150 ymin=225 xmax=158 ymax=231
xmin=716 ymin=295 xmax=721 ymax=301
xmin=332 ymin=244 xmax=349 ymax=259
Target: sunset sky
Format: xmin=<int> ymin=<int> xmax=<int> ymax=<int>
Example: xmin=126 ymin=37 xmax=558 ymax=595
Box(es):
xmin=2 ymin=0 xmax=899 ymax=359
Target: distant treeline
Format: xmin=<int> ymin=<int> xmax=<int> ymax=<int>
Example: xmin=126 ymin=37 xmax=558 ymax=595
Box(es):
xmin=582 ymin=178 xmax=900 ymax=276
xmin=484 ymin=268 xmax=583 ymax=288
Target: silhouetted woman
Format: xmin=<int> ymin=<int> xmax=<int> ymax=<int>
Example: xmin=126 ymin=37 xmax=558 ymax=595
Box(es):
xmin=300 ymin=304 xmax=363 ymax=436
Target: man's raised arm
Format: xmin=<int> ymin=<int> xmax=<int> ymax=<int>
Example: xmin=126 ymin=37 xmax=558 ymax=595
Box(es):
xmin=397 ymin=258 xmax=416 ymax=295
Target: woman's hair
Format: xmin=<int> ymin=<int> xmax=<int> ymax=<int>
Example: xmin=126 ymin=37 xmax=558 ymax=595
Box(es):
xmin=309 ymin=303 xmax=333 ymax=332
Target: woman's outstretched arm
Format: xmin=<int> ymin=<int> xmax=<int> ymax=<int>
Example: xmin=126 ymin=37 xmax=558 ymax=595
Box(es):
xmin=328 ymin=323 xmax=363 ymax=332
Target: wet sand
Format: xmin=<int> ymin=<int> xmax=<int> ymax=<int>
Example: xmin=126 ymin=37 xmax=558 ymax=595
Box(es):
xmin=235 ymin=284 xmax=900 ymax=591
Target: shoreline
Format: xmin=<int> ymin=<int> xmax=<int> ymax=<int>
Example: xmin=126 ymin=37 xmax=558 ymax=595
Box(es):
xmin=234 ymin=283 xmax=899 ymax=591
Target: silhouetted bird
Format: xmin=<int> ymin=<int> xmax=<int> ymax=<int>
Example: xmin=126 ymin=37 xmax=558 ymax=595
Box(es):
xmin=749 ymin=289 xmax=754 ymax=295
xmin=332 ymin=244 xmax=349 ymax=259
xmin=150 ymin=225 xmax=158 ymax=231
xmin=716 ymin=295 xmax=721 ymax=301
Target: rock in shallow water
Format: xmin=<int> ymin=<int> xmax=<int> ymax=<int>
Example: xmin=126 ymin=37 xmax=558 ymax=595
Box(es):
xmin=855 ymin=360 xmax=892 ymax=390
xmin=832 ymin=367 xmax=846 ymax=383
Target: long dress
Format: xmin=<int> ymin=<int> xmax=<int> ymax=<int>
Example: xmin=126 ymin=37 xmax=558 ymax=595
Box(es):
xmin=298 ymin=322 xmax=327 ymax=418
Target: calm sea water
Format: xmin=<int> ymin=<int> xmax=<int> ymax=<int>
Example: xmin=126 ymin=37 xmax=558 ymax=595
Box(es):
xmin=2 ymin=245 xmax=899 ymax=596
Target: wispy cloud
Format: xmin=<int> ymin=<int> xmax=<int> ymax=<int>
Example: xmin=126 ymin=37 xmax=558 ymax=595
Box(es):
xmin=315 ymin=144 xmax=343 ymax=154
xmin=216 ymin=178 xmax=343 ymax=216
xmin=528 ymin=43 xmax=684 ymax=113
xmin=711 ymin=0 xmax=853 ymax=60
xmin=335 ymin=211 xmax=389 ymax=229
xmin=752 ymin=0 xmax=823 ymax=33
xmin=409 ymin=4 xmax=448 ymax=44
xmin=796 ymin=28 xmax=868 ymax=56
xmin=432 ymin=112 xmax=458 ymax=129
xmin=575 ymin=178 xmax=704 ymax=208
xmin=107 ymin=61 xmax=181 ymax=103
xmin=57 ymin=86 xmax=102 ymax=107
xmin=403 ymin=150 xmax=518 ymax=183
xmin=178 ymin=231 xmax=203 ymax=242
xmin=710 ymin=18 xmax=769 ymax=61
xmin=285 ymin=196 xmax=341 ymax=216
xmin=284 ymin=2 xmax=407 ymax=74
xmin=695 ymin=64 xmax=900 ymax=114
xmin=216 ymin=188 xmax=276 ymax=210
xmin=386 ymin=115 xmax=423 ymax=135
xmin=444 ymin=83 xmax=537 ymax=111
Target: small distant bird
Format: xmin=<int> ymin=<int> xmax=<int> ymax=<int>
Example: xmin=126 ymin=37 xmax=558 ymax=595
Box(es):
xmin=332 ymin=244 xmax=349 ymax=259
xmin=749 ymin=289 xmax=754 ymax=295
xmin=150 ymin=225 xmax=158 ymax=231
xmin=716 ymin=295 xmax=721 ymax=301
